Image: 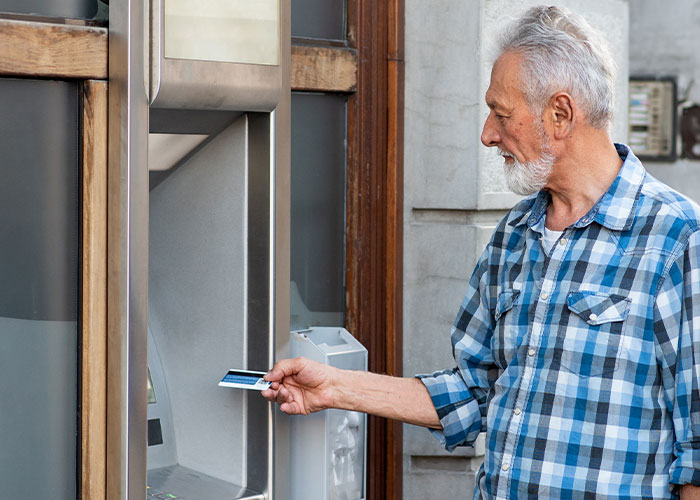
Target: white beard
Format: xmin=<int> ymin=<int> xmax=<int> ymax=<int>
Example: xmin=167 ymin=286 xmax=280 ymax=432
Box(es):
xmin=499 ymin=147 xmax=555 ymax=196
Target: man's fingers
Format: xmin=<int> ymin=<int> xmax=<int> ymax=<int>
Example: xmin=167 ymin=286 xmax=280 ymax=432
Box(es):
xmin=276 ymin=386 xmax=293 ymax=405
xmin=261 ymin=387 xmax=278 ymax=401
xmin=264 ymin=357 xmax=310 ymax=382
xmin=280 ymin=401 xmax=303 ymax=415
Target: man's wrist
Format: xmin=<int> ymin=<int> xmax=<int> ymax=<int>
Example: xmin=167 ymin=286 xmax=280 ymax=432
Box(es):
xmin=325 ymin=365 xmax=344 ymax=410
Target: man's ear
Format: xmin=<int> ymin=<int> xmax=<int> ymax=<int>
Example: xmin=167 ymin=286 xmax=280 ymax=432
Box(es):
xmin=550 ymin=92 xmax=574 ymax=139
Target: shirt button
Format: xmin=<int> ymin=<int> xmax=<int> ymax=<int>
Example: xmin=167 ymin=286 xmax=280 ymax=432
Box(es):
xmin=514 ymin=408 xmax=521 ymax=416
xmin=589 ymin=313 xmax=598 ymax=321
xmin=502 ymin=461 xmax=510 ymax=471
xmin=540 ymin=291 xmax=549 ymax=300
xmin=559 ymin=238 xmax=567 ymax=246
xmin=528 ymin=348 xmax=536 ymax=357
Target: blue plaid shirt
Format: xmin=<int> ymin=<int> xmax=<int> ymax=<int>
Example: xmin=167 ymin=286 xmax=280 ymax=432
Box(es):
xmin=419 ymin=145 xmax=700 ymax=499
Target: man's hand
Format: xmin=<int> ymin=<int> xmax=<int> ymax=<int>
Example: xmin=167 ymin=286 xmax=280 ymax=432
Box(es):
xmin=262 ymin=357 xmax=442 ymax=429
xmin=262 ymin=357 xmax=336 ymax=415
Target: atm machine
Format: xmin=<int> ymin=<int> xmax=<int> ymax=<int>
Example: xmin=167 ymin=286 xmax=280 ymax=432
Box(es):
xmin=113 ymin=0 xmax=290 ymax=499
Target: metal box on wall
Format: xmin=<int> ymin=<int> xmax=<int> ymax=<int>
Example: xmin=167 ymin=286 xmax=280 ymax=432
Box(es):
xmin=290 ymin=328 xmax=367 ymax=500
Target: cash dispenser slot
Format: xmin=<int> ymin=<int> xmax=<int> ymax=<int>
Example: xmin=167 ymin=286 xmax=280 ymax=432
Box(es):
xmin=147 ymin=110 xmax=273 ymax=500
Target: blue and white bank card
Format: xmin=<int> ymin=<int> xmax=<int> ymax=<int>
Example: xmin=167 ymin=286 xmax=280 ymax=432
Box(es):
xmin=219 ymin=369 xmax=272 ymax=390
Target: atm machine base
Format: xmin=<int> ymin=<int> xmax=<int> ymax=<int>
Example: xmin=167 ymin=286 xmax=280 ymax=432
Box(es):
xmin=147 ymin=465 xmax=264 ymax=500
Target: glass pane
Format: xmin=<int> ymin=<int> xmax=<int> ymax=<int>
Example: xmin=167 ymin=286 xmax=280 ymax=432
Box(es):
xmin=290 ymin=93 xmax=347 ymax=329
xmin=0 ymin=79 xmax=79 ymax=499
xmin=292 ymin=0 xmax=346 ymax=41
xmin=164 ymin=0 xmax=280 ymax=65
xmin=0 ymin=0 xmax=97 ymax=18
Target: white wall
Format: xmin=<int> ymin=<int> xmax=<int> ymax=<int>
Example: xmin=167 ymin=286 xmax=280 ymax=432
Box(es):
xmin=402 ymin=1 xmax=629 ymax=497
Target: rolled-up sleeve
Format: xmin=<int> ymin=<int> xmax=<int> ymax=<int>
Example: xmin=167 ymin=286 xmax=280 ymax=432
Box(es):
xmin=417 ymin=368 xmax=482 ymax=451
xmin=417 ymin=244 xmax=499 ymax=452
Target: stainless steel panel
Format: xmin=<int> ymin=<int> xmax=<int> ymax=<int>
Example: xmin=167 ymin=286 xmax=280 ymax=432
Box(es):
xmin=108 ymin=0 xmax=150 ymax=498
xmin=245 ymin=113 xmax=275 ymax=496
xmin=273 ymin=2 xmax=292 ymax=499
xmin=150 ymin=0 xmax=282 ymax=111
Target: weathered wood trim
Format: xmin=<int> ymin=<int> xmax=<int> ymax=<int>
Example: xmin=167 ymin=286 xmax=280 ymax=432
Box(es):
xmin=345 ymin=0 xmax=404 ymax=497
xmin=82 ymin=79 xmax=109 ymax=500
xmin=0 ymin=19 xmax=107 ymax=79
xmin=291 ymin=44 xmax=357 ymax=93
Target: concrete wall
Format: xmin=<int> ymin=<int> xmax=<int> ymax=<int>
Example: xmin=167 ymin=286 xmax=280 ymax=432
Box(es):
xmin=402 ymin=1 xmax=629 ymax=497
xmin=629 ymin=0 xmax=700 ymax=202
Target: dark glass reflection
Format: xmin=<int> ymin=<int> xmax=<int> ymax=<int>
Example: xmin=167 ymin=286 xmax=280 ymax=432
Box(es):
xmin=0 ymin=0 xmax=98 ymax=18
xmin=292 ymin=0 xmax=346 ymax=41
xmin=0 ymin=78 xmax=79 ymax=499
xmin=290 ymin=93 xmax=347 ymax=329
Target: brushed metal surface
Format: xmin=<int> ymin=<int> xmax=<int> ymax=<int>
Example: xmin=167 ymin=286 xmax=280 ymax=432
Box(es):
xmin=150 ymin=0 xmax=282 ymax=111
xmin=108 ymin=0 xmax=150 ymax=498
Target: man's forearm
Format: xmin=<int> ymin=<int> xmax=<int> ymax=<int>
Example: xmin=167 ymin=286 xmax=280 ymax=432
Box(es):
xmin=329 ymin=368 xmax=441 ymax=429
xmin=681 ymin=485 xmax=700 ymax=500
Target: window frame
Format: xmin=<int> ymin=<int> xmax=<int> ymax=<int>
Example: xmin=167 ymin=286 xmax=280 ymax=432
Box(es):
xmin=291 ymin=0 xmax=405 ymax=496
xmin=0 ymin=16 xmax=109 ymax=500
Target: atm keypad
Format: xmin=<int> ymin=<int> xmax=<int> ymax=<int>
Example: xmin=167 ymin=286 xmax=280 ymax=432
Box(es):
xmin=147 ymin=486 xmax=179 ymax=499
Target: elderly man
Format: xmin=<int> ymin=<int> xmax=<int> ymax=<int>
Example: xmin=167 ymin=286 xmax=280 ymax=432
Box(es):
xmin=263 ymin=5 xmax=700 ymax=499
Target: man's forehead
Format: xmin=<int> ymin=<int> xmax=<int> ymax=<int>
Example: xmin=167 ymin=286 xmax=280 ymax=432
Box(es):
xmin=485 ymin=53 xmax=525 ymax=108
xmin=485 ymin=78 xmax=512 ymax=109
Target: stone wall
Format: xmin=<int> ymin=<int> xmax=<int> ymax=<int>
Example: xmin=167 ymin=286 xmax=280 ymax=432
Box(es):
xmin=402 ymin=1 xmax=629 ymax=496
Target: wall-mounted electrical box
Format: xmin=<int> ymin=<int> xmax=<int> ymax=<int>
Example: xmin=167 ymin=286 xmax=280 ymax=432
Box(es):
xmin=628 ymin=77 xmax=677 ymax=161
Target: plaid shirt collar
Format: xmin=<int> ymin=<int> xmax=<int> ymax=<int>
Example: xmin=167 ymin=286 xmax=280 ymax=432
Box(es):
xmin=512 ymin=143 xmax=645 ymax=233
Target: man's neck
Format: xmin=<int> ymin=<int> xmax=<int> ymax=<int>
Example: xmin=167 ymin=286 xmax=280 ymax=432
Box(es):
xmin=544 ymin=133 xmax=622 ymax=231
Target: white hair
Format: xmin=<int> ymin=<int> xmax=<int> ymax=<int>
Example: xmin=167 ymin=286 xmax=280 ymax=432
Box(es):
xmin=497 ymin=5 xmax=617 ymax=130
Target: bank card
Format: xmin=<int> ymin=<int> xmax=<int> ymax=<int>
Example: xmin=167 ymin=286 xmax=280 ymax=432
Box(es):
xmin=218 ymin=369 xmax=272 ymax=390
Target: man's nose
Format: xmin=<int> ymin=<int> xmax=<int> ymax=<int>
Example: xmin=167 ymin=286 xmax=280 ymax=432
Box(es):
xmin=481 ymin=114 xmax=500 ymax=147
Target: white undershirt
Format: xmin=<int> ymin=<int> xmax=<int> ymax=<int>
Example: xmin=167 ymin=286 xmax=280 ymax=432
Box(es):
xmin=542 ymin=226 xmax=564 ymax=253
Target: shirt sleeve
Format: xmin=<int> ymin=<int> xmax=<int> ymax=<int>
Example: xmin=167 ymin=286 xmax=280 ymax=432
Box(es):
xmin=655 ymin=229 xmax=700 ymax=487
xmin=417 ymin=243 xmax=499 ymax=452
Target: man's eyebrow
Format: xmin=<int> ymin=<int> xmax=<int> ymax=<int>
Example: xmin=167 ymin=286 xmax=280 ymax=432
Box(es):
xmin=486 ymin=99 xmax=507 ymax=112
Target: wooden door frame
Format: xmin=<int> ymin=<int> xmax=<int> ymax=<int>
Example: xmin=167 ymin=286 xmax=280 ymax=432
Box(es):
xmin=290 ymin=1 xmax=405 ymax=497
xmin=346 ymin=1 xmax=405 ymax=498
xmin=81 ymin=78 xmax=109 ymax=500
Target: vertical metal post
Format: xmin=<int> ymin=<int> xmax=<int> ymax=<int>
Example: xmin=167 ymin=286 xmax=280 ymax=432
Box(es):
xmin=273 ymin=1 xmax=292 ymax=498
xmin=107 ymin=1 xmax=149 ymax=499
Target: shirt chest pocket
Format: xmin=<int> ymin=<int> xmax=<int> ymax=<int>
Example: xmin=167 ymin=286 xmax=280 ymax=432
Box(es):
xmin=559 ymin=291 xmax=631 ymax=378
xmin=493 ymin=289 xmax=526 ymax=368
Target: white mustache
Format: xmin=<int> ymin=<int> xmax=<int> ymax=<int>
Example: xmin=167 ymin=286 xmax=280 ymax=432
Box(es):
xmin=497 ymin=148 xmax=514 ymax=159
